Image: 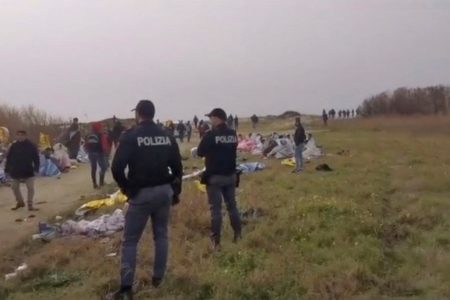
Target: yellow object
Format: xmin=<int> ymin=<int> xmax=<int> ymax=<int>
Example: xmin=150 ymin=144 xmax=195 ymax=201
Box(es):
xmin=39 ymin=132 xmax=51 ymax=150
xmin=76 ymin=191 xmax=128 ymax=215
xmin=281 ymin=158 xmax=296 ymax=167
xmin=194 ymin=180 xmax=206 ymax=193
xmin=0 ymin=127 xmax=9 ymax=144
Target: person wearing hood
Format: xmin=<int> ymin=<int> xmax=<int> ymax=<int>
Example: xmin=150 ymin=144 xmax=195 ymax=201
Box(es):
xmin=85 ymin=122 xmax=108 ymax=189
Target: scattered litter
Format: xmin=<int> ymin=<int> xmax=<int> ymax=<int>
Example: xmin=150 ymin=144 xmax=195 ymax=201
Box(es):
xmin=240 ymin=208 xmax=264 ymax=224
xmin=106 ymin=252 xmax=117 ymax=257
xmin=28 ymin=214 xmax=36 ymax=218
xmin=33 ymin=209 xmax=125 ymax=241
xmin=182 ymin=168 xmax=205 ymax=181
xmin=35 ymin=201 xmax=47 ymax=205
xmin=15 ymin=218 xmax=23 ymax=223
xmin=237 ymin=162 xmax=265 ymax=173
xmin=337 ymin=149 xmax=350 ymax=156
xmin=61 ymin=209 xmax=125 ymax=236
xmin=316 ymin=164 xmax=333 ymax=172
xmin=4 ymin=263 xmax=28 ymax=281
xmin=191 ymin=147 xmax=198 ymax=158
xmin=194 ymin=180 xmax=206 ymax=193
xmin=281 ymin=158 xmax=296 ymax=167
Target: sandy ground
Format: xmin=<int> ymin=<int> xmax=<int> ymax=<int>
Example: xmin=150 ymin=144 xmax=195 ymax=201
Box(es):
xmin=0 ymin=165 xmax=110 ymax=254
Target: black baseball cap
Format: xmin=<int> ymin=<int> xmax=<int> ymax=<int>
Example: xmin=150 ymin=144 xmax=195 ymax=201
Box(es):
xmin=205 ymin=108 xmax=227 ymax=121
xmin=132 ymin=99 xmax=155 ymax=119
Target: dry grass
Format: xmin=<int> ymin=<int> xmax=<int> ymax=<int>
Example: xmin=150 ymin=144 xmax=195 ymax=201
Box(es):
xmin=0 ymin=116 xmax=449 ymax=299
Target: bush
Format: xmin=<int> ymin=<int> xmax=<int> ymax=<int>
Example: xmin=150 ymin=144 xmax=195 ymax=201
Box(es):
xmin=359 ymin=85 xmax=450 ymax=117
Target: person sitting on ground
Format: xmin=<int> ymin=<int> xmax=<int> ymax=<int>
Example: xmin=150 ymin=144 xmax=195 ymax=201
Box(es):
xmin=267 ymin=135 xmax=294 ymax=159
xmin=5 ymin=130 xmax=40 ymax=211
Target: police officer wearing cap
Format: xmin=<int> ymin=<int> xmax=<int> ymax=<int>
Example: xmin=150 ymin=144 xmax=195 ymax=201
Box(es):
xmin=197 ymin=108 xmax=242 ymax=249
xmin=109 ymin=100 xmax=183 ymax=300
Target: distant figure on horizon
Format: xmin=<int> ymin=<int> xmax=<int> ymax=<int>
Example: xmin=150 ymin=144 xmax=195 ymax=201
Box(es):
xmin=234 ymin=115 xmax=239 ymax=131
xmin=352 ymin=109 xmax=355 ymax=118
xmin=193 ymin=115 xmax=199 ymax=129
xmin=177 ymin=121 xmax=186 ymax=143
xmin=186 ymin=121 xmax=193 ymax=143
xmin=330 ymin=109 xmax=336 ymax=119
xmin=251 ymin=114 xmax=259 ymax=129
xmin=322 ymin=109 xmax=328 ymax=126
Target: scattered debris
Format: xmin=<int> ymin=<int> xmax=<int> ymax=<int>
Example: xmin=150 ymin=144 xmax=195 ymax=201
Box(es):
xmin=237 ymin=162 xmax=266 ymax=173
xmin=240 ymin=208 xmax=264 ymax=224
xmin=316 ymin=164 xmax=333 ymax=172
xmin=106 ymin=252 xmax=117 ymax=257
xmin=4 ymin=263 xmax=28 ymax=281
xmin=337 ymin=149 xmax=350 ymax=156
xmin=75 ymin=191 xmax=127 ymax=216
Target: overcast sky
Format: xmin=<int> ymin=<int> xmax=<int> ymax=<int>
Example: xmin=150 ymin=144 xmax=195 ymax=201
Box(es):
xmin=1 ymin=0 xmax=449 ymax=122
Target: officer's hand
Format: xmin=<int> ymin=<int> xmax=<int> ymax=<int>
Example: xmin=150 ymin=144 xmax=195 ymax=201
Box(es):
xmin=172 ymin=195 xmax=180 ymax=206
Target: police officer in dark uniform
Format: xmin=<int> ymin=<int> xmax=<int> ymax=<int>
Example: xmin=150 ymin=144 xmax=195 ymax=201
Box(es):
xmin=197 ymin=108 xmax=242 ymax=250
xmin=109 ymin=100 xmax=183 ymax=300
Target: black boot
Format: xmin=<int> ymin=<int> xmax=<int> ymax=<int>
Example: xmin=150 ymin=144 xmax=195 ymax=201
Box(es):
xmin=106 ymin=287 xmax=133 ymax=300
xmin=99 ymin=172 xmax=105 ymax=187
xmin=152 ymin=277 xmax=163 ymax=288
xmin=233 ymin=232 xmax=242 ymax=243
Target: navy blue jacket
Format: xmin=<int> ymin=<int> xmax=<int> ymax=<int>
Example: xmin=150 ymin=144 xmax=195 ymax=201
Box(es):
xmin=111 ymin=121 xmax=182 ymax=197
xmin=5 ymin=139 xmax=40 ymax=179
xmin=197 ymin=123 xmax=237 ymax=180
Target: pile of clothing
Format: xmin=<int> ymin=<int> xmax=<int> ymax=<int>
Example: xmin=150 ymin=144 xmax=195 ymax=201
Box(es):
xmin=34 ymin=209 xmax=125 ymax=241
xmin=61 ymin=209 xmax=125 ymax=236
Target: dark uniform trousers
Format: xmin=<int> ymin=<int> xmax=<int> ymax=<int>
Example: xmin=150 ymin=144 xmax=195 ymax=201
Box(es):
xmin=206 ymin=174 xmax=242 ymax=243
xmin=120 ymin=184 xmax=173 ymax=286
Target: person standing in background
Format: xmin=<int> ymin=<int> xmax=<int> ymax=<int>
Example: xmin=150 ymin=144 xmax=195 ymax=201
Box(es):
xmin=85 ymin=122 xmax=107 ymax=189
xmin=5 ymin=130 xmax=40 ymax=211
xmin=186 ymin=121 xmax=193 ymax=143
xmin=66 ymin=118 xmax=81 ymax=159
xmin=293 ymin=117 xmax=306 ymax=174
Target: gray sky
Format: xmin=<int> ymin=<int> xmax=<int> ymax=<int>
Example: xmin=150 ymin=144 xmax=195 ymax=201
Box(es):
xmin=1 ymin=0 xmax=449 ymax=122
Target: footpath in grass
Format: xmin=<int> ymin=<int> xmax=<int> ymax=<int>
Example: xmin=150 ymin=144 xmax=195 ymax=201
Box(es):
xmin=1 ymin=117 xmax=450 ymax=300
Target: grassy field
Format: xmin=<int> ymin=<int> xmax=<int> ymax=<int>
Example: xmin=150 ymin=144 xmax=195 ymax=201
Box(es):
xmin=1 ymin=116 xmax=450 ymax=300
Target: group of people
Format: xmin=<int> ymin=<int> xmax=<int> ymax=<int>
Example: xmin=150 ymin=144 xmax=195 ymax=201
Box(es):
xmin=321 ymin=108 xmax=359 ymax=125
xmin=106 ymin=100 xmax=241 ymax=299
xmin=2 ymin=101 xmax=308 ymax=299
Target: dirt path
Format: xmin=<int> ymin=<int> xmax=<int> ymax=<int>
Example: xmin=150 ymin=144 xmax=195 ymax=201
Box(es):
xmin=0 ymin=165 xmax=109 ymax=254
